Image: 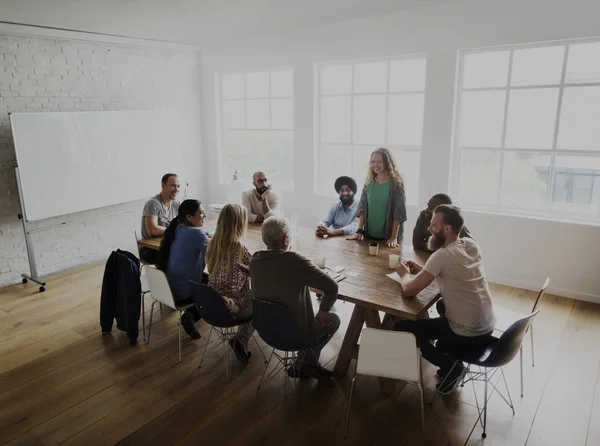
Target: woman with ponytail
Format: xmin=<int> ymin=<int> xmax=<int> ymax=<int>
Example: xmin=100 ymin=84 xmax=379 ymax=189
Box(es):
xmin=157 ymin=199 xmax=208 ymax=339
xmin=206 ymin=204 xmax=255 ymax=364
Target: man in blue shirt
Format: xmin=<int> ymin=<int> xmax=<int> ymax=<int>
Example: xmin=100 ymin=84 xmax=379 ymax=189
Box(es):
xmin=316 ymin=176 xmax=359 ymax=238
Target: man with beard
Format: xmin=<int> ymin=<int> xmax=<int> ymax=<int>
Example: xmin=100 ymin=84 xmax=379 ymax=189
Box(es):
xmin=242 ymin=171 xmax=279 ymax=224
xmin=412 ymin=193 xmax=472 ymax=252
xmin=316 ymin=176 xmax=359 ymax=237
xmin=393 ymin=205 xmax=495 ymax=394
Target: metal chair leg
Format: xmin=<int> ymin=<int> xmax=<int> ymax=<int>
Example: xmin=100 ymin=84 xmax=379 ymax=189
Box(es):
xmin=141 ymin=292 xmax=146 ymax=343
xmin=198 ymin=327 xmax=214 ymax=368
xmin=223 ymin=335 xmax=230 ymax=380
xmin=344 ymin=374 xmax=358 ymax=437
xmin=178 ymin=311 xmax=183 ymax=363
xmin=500 ymin=367 xmax=515 ymax=415
xmin=146 ymin=301 xmax=156 ymax=345
xmin=530 ymin=325 xmax=535 ymax=367
xmin=520 ymin=345 xmax=524 ymax=397
xmin=256 ymin=349 xmax=275 ymax=394
xmin=418 ymin=384 xmax=425 ymax=434
xmin=482 ymin=368 xmax=488 ymax=439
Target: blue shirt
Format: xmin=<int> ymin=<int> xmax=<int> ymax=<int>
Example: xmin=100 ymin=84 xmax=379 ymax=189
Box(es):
xmin=166 ymin=225 xmax=209 ymax=302
xmin=319 ymin=200 xmax=359 ymax=236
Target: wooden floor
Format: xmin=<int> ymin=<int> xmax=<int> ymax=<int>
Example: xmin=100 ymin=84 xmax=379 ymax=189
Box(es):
xmin=1 ymin=264 xmax=600 ymax=446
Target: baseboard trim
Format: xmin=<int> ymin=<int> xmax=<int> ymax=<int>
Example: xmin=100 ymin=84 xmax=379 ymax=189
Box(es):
xmin=487 ymin=274 xmax=600 ymax=304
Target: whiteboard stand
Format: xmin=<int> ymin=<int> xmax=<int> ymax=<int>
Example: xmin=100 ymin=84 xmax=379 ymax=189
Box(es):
xmin=15 ymin=167 xmax=46 ymax=292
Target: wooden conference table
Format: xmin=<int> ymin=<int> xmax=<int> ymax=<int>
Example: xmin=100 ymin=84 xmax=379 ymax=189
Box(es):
xmin=138 ymin=223 xmax=440 ymax=382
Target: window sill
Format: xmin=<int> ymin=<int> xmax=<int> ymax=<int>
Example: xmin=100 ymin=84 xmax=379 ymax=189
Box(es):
xmin=461 ymin=206 xmax=600 ymax=227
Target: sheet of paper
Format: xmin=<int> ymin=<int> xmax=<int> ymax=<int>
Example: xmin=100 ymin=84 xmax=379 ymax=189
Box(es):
xmin=386 ymin=272 xmax=403 ymax=284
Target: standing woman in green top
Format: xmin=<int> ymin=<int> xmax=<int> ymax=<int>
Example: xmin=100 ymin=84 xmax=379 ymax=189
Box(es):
xmin=347 ymin=148 xmax=407 ymax=248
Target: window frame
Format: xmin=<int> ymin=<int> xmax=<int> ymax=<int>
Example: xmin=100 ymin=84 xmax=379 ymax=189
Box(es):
xmin=451 ymin=37 xmax=600 ymax=223
xmin=313 ymin=54 xmax=427 ymax=202
xmin=215 ymin=66 xmax=294 ymax=190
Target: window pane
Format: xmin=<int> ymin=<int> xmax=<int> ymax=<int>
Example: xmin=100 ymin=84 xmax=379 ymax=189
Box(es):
xmin=224 ymin=130 xmax=294 ymax=190
xmin=321 ymin=96 xmax=351 ymax=143
xmin=557 ymin=86 xmax=600 ymax=151
xmin=505 ymin=88 xmax=559 ymax=149
xmin=246 ymin=99 xmax=270 ymax=129
xmin=511 ymin=46 xmax=565 ymax=86
xmin=222 ymin=73 xmax=245 ymax=100
xmin=353 ymin=61 xmax=388 ymax=93
xmin=222 ymin=100 xmax=245 ymax=129
xmin=393 ymin=150 xmax=420 ymax=205
xmin=459 ymin=90 xmax=506 ymax=147
xmin=458 ymin=150 xmax=501 ymax=203
xmin=270 ymin=69 xmax=293 ymax=98
xmin=462 ymin=51 xmax=510 ymax=89
xmin=353 ymin=95 xmax=386 ymax=144
xmin=322 ymin=64 xmax=352 ymax=95
xmin=500 ymin=152 xmax=550 ymax=208
xmin=553 ymin=155 xmax=600 ymax=209
xmin=352 ymin=146 xmax=373 ymax=183
xmin=271 ymin=99 xmax=293 ymax=129
xmin=389 ymin=58 xmax=426 ymax=92
xmin=566 ymin=41 xmax=600 ymax=84
xmin=245 ymin=72 xmax=269 ymax=98
xmin=571 ymin=174 xmax=594 ymax=204
xmin=387 ymin=93 xmax=425 ymax=145
xmin=321 ymin=145 xmax=353 ymax=195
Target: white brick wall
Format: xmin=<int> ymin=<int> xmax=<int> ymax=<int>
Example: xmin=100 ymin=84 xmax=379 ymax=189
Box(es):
xmin=0 ymin=33 xmax=202 ymax=287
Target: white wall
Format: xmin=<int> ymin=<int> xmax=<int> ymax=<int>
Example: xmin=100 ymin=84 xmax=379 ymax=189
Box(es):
xmin=201 ymin=0 xmax=600 ymax=301
xmin=0 ymin=28 xmax=203 ymax=287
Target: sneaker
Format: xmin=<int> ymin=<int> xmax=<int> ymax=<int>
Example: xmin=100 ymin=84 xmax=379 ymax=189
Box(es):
xmin=181 ymin=313 xmax=201 ymax=340
xmin=229 ymin=339 xmax=251 ymax=364
xmin=436 ymin=365 xmax=467 ymax=395
xmin=286 ymin=365 xmax=311 ymax=379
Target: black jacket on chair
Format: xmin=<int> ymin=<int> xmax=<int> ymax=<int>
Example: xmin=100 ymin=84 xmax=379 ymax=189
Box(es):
xmin=100 ymin=249 xmax=142 ymax=344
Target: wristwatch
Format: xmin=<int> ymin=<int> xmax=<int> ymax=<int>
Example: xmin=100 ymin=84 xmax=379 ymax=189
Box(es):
xmin=356 ymin=228 xmax=364 ymax=235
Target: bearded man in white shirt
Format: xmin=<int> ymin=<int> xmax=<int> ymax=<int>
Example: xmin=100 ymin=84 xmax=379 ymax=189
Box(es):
xmin=241 ymin=171 xmax=279 ymax=224
xmin=394 ymin=204 xmax=495 ymax=395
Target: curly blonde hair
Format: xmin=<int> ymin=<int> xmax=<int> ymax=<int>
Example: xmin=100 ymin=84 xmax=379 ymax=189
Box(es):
xmin=206 ymin=204 xmax=248 ymax=276
xmin=365 ymin=148 xmax=404 ymax=187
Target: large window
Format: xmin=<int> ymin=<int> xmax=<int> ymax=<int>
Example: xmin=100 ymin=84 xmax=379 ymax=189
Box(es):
xmin=453 ymin=40 xmax=600 ymax=222
xmin=314 ymin=56 xmax=427 ymax=203
xmin=216 ymin=68 xmax=294 ymax=190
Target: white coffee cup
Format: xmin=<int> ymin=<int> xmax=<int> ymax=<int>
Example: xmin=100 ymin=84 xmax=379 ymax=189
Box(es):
xmin=389 ymin=254 xmax=400 ymax=269
xmin=368 ymin=243 xmax=379 ymax=256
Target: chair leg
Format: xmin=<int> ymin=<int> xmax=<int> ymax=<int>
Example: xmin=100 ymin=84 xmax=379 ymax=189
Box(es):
xmin=198 ymin=327 xmax=214 ymax=369
xmin=500 ymin=367 xmax=515 ymax=415
xmin=252 ymin=334 xmax=268 ymax=363
xmin=223 ymin=334 xmax=230 ymax=380
xmin=520 ymin=345 xmax=524 ymax=397
xmin=178 ymin=311 xmax=183 ymax=363
xmin=418 ymin=383 xmax=425 ymax=434
xmin=344 ymin=374 xmax=358 ymax=437
xmin=256 ymin=349 xmax=275 ymax=395
xmin=141 ymin=292 xmax=146 ymax=343
xmin=482 ymin=368 xmax=488 ymax=439
xmin=146 ymin=301 xmax=156 ymax=345
xmin=530 ymin=325 xmax=535 ymax=367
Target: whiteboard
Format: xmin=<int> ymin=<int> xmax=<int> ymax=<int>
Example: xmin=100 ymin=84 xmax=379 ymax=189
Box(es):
xmin=10 ymin=110 xmax=184 ymax=221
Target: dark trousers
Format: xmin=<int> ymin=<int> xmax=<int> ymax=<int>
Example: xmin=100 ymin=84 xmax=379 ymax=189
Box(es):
xmin=393 ymin=316 xmax=492 ymax=372
xmin=176 ymin=272 xmax=209 ymax=322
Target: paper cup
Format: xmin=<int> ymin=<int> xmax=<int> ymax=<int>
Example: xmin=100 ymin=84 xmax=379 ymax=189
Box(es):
xmin=389 ymin=254 xmax=400 ymax=269
xmin=368 ymin=243 xmax=379 ymax=256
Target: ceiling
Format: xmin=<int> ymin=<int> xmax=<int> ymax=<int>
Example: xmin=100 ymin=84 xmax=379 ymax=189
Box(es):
xmin=0 ymin=0 xmax=455 ymax=45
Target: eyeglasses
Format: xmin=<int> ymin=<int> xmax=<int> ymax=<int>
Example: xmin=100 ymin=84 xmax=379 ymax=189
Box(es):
xmin=256 ymin=178 xmax=268 ymax=183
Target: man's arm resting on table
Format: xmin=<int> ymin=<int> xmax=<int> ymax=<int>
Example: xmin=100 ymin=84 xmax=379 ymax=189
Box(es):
xmin=399 ymin=269 xmax=435 ymax=298
xmin=144 ymin=216 xmax=165 ymax=237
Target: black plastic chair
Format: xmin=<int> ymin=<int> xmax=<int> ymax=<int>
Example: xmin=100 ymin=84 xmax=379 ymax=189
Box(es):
xmin=437 ymin=310 xmax=539 ymax=444
xmin=252 ymin=297 xmax=319 ymax=406
xmin=191 ymin=281 xmax=266 ymax=379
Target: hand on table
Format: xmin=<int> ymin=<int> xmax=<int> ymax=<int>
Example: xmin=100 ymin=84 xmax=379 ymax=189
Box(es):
xmin=385 ymin=237 xmax=398 ymax=248
xmin=316 ymin=225 xmax=328 ymax=237
xmin=404 ymin=260 xmax=423 ymax=275
xmin=346 ymin=232 xmax=363 ymax=241
xmin=396 ymin=262 xmax=411 ymax=278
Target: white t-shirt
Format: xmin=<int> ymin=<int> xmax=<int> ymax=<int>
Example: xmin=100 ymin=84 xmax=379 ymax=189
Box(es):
xmin=241 ymin=189 xmax=279 ymax=223
xmin=423 ymin=237 xmax=496 ymax=337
